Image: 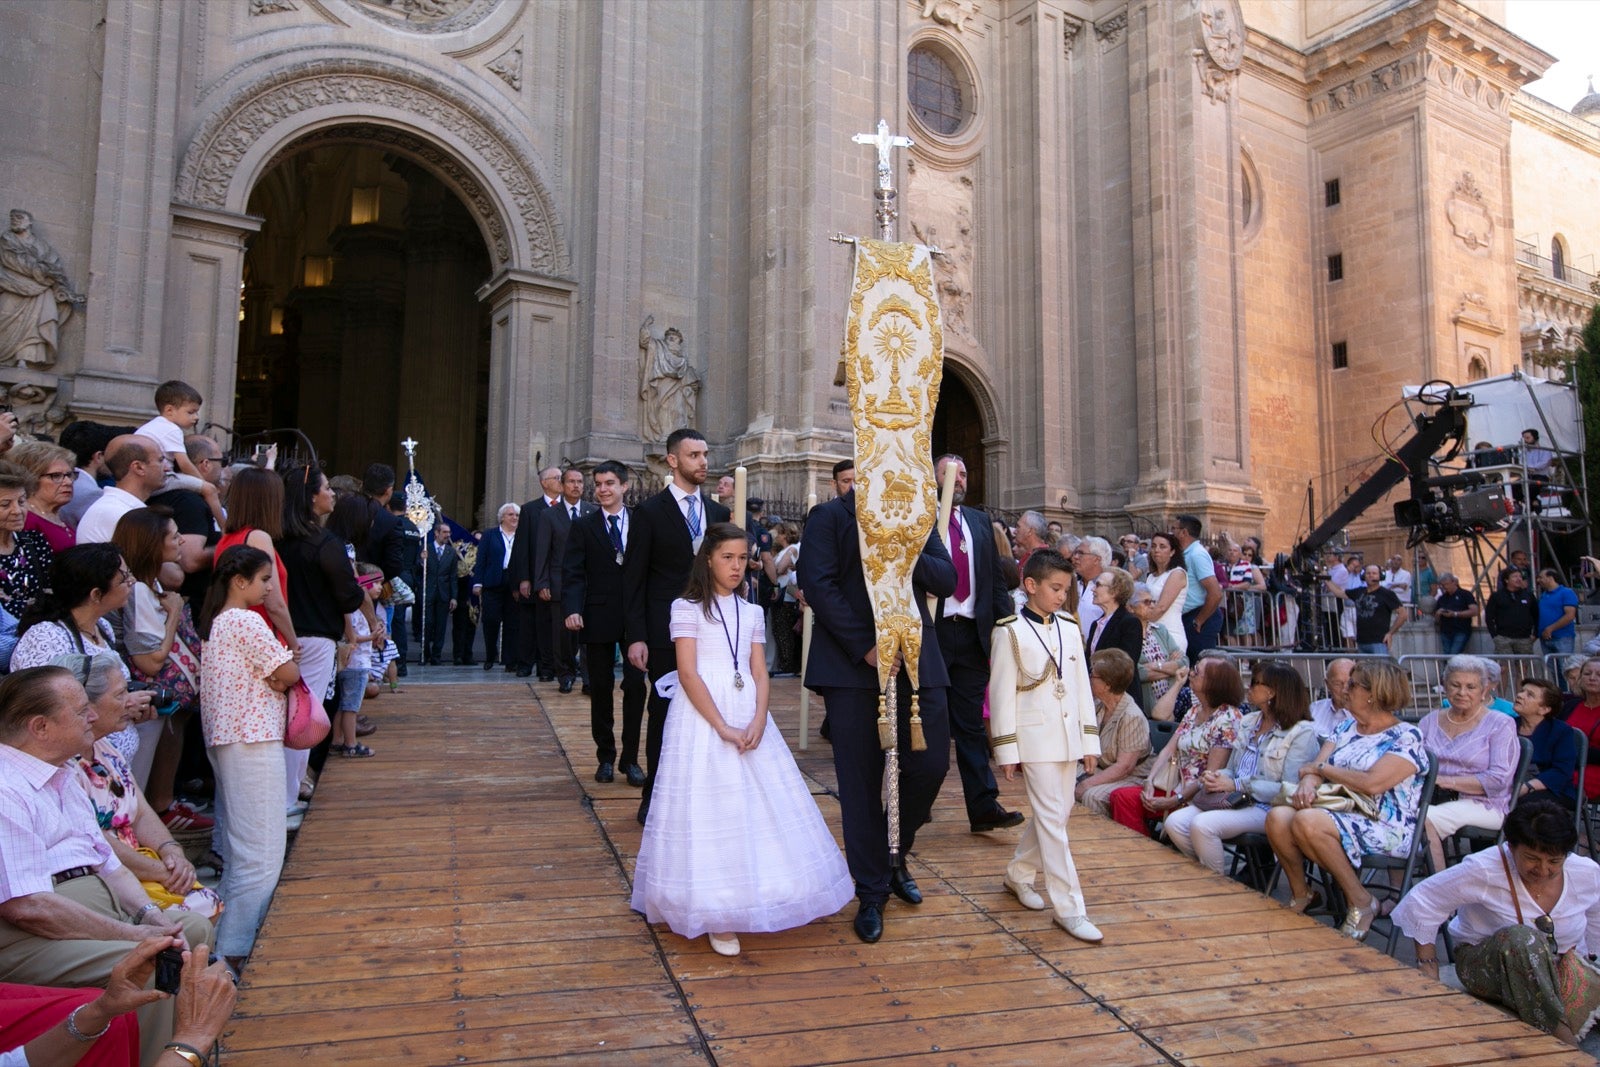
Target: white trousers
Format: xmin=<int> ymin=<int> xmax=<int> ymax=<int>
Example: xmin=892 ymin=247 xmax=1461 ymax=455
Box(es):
xmin=209 ymin=739 xmax=287 ymax=958
xmin=1163 ymin=803 xmax=1268 ymax=875
xmin=1008 ymin=760 xmax=1088 ymax=921
xmin=285 ymin=636 xmax=336 ymax=809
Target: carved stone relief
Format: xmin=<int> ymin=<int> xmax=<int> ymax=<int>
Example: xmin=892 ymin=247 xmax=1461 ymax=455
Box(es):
xmin=174 ymin=59 xmax=567 ymax=276
xmin=1193 ymin=0 xmax=1242 ymax=103
xmin=907 ymin=159 xmax=976 ymax=340
xmin=919 ymin=0 xmax=976 ymax=34
xmin=486 ymin=38 xmax=523 ymax=91
xmin=1095 ymin=12 xmax=1128 ymax=52
xmin=1063 ymin=16 xmax=1085 ymax=59
xmin=1310 ymin=49 xmax=1514 ymax=120
xmin=249 ymin=0 xmax=300 ymax=13
xmin=0 ymin=210 xmax=84 ymax=369
xmin=0 ymin=377 xmax=69 ymax=437
xmin=1446 ymin=173 xmax=1494 ymax=255
xmin=344 ymin=0 xmax=500 ymax=33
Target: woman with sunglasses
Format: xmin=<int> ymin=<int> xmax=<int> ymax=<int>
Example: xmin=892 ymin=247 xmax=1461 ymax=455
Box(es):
xmin=1393 ymin=793 xmax=1600 ymax=1045
xmin=8 ymin=440 xmax=77 ymax=552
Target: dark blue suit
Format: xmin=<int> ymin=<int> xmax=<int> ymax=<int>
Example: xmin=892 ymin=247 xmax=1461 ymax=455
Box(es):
xmin=564 ymin=507 xmax=646 ymax=768
xmin=471 ymin=526 xmax=516 ymax=667
xmin=933 ymin=505 xmax=1015 ymax=821
xmin=800 ymin=491 xmax=956 ymax=906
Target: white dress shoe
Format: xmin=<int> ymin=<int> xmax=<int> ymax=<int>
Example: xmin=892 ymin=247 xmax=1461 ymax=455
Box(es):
xmin=1055 ymin=914 xmax=1103 ymax=943
xmin=708 ymin=932 xmax=741 ymax=956
xmin=1003 ymin=877 xmax=1047 ymax=911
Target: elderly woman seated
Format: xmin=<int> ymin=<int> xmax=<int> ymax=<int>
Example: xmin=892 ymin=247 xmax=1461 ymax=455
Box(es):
xmin=1513 ymin=678 xmax=1579 ymax=810
xmin=1164 ymin=661 xmax=1319 ymax=875
xmin=1417 ymin=654 xmax=1521 ymax=872
xmin=1075 ymin=649 xmax=1154 ymax=816
xmin=1393 ymin=794 xmax=1600 ymax=1045
xmin=1265 ymin=659 xmax=1429 ymax=940
xmin=68 ymin=654 xmax=222 ymax=921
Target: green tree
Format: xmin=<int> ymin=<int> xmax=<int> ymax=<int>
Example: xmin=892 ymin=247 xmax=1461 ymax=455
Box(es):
xmin=1579 ymin=302 xmax=1600 ymax=524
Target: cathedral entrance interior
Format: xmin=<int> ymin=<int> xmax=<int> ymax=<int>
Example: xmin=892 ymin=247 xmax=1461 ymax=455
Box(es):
xmin=234 ymin=138 xmax=491 ymax=523
xmin=932 ymin=367 xmax=986 ymax=506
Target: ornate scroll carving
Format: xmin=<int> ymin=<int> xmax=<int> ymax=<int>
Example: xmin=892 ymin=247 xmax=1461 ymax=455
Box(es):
xmin=1446 ymin=173 xmax=1494 ymax=255
xmin=1063 ymin=16 xmax=1085 ymax=59
xmin=919 ymin=0 xmax=975 ymax=33
xmin=249 ymin=0 xmax=300 ymax=13
xmin=486 ymin=38 xmax=522 ymax=90
xmin=345 ymin=0 xmax=499 ymax=33
xmin=174 ymin=58 xmax=566 ymax=275
xmin=1310 ymin=48 xmax=1514 ymax=120
xmin=1095 ymin=12 xmax=1128 ymax=51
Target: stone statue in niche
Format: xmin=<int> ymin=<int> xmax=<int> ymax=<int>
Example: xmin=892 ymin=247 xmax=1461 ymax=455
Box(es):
xmin=639 ymin=315 xmax=700 ymax=443
xmin=0 ymin=210 xmax=84 ymax=368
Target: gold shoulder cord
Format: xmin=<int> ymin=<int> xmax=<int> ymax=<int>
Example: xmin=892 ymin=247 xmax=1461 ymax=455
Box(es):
xmin=1005 ymin=624 xmax=1058 ymax=693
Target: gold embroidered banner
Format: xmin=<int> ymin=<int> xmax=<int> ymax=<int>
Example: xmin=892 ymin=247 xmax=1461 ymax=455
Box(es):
xmin=840 ymin=239 xmax=944 ymax=697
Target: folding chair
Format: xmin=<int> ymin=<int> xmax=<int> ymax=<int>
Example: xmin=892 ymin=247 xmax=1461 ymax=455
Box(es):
xmin=1447 ymin=736 xmax=1533 ymax=861
xmin=1225 ymin=831 xmax=1280 ymax=894
xmin=1148 ymin=718 xmax=1177 ymax=754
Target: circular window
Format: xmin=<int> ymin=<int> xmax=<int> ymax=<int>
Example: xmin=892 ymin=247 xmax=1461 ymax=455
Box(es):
xmin=908 ymin=45 xmax=967 ymax=137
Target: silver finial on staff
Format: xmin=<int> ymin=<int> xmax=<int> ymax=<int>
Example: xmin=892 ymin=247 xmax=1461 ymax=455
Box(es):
xmin=852 ymin=118 xmax=914 ymax=242
xmin=401 ymin=438 xmax=440 ymax=666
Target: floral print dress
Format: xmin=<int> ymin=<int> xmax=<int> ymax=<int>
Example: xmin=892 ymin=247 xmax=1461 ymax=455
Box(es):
xmin=1324 ymin=718 xmax=1429 ymax=866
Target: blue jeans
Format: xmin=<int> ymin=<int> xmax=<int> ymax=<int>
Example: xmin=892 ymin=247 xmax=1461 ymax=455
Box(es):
xmin=1543 ymin=633 xmax=1576 ymax=656
xmin=1183 ymin=607 xmax=1224 ymax=664
xmin=1439 ymin=631 xmax=1471 ymax=655
xmin=1357 ymin=642 xmax=1389 ymax=656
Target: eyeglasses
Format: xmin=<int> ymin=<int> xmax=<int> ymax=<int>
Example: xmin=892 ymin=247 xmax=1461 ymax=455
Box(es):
xmin=39 ymin=471 xmax=73 ymax=483
xmin=116 ymin=568 xmax=134 ymax=588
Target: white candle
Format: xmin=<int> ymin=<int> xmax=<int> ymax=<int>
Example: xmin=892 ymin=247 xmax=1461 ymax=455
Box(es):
xmin=733 ymin=466 xmax=747 ymax=527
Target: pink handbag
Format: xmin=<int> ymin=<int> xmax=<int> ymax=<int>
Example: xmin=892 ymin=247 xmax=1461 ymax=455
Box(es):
xmin=283 ymin=679 xmax=330 ymax=750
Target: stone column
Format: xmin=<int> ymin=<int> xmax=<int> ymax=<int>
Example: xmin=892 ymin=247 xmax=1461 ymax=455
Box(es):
xmin=1125 ymin=0 xmax=1264 ymax=533
xmin=79 ymin=0 xmax=183 ymax=415
xmin=398 ymin=183 xmax=487 ymax=523
xmin=478 ymin=270 xmax=575 ymax=525
xmin=153 ymin=204 xmax=261 ymax=432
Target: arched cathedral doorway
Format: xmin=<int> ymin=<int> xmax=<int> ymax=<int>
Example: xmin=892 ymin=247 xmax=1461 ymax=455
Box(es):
xmin=932 ymin=366 xmax=987 ymax=506
xmin=235 ymin=142 xmax=491 ymax=522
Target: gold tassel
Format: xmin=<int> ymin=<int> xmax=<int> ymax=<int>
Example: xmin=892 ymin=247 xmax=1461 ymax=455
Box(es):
xmin=876 ymin=693 xmax=894 ymax=750
xmin=909 ymin=692 xmax=926 ymax=752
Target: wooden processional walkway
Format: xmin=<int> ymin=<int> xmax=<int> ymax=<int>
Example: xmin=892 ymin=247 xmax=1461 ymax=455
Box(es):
xmin=221 ymin=674 xmax=1589 ymax=1065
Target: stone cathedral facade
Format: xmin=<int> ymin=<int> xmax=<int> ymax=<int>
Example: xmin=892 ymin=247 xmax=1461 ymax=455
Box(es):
xmin=0 ymin=0 xmax=1595 ymax=545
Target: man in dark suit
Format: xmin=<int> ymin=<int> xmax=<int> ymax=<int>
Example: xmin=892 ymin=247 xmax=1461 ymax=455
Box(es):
xmin=537 ymin=467 xmax=596 ymax=692
xmin=564 ymin=461 xmax=647 ymax=785
xmin=932 ymin=454 xmax=1025 ymax=834
xmin=471 ymin=503 xmax=520 ymax=669
xmin=511 ymin=466 xmax=562 ymax=678
xmin=799 ymin=488 xmax=956 ymax=944
xmin=624 ymin=428 xmax=730 ymax=823
xmin=422 ymin=520 xmax=457 ymax=665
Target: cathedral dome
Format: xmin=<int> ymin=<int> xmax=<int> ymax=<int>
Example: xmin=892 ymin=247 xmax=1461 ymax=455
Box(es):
xmin=1575 ymin=77 xmax=1600 ymax=123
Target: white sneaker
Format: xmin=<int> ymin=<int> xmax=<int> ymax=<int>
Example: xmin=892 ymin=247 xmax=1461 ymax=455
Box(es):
xmin=1003 ymin=877 xmax=1047 ymax=911
xmin=1055 ymin=914 xmax=1103 ymax=943
xmin=708 ymin=932 xmax=741 ymax=956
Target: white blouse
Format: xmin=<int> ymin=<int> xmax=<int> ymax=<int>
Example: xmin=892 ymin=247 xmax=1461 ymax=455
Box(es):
xmin=1391 ymin=844 xmax=1600 ymax=954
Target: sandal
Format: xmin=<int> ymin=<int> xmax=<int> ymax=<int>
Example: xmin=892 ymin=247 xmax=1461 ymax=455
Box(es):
xmin=339 ymin=743 xmax=376 ymax=758
xmin=1287 ymin=888 xmax=1325 ymax=914
xmin=1339 ymin=900 xmax=1376 ymax=941
xmin=328 ymin=744 xmax=348 ymax=757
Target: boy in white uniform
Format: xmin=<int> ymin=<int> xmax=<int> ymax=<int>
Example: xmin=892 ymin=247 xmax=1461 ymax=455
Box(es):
xmin=988 ymin=548 xmax=1104 ymax=942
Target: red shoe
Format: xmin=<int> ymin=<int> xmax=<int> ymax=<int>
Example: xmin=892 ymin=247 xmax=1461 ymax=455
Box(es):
xmin=160 ymin=801 xmax=215 ymax=832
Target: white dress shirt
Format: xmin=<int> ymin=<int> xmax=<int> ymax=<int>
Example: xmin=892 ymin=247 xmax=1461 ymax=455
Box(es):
xmin=943 ymin=507 xmax=977 ymax=619
xmin=668 ymin=483 xmax=706 ymax=551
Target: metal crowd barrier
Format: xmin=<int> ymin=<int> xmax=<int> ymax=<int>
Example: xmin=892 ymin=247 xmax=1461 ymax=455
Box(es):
xmin=1216 ymin=589 xmax=1303 ymax=652
xmin=1217 ymin=650 xmax=1388 ymax=702
xmin=1394 ymin=653 xmax=1554 ymax=721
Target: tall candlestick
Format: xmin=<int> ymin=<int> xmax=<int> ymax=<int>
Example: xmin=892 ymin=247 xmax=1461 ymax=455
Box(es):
xmin=798 ymin=490 xmax=819 ymax=749
xmin=733 ymin=466 xmax=747 ymax=527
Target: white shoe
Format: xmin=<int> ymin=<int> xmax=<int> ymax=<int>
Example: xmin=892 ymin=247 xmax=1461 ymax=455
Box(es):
xmin=1003 ymin=877 xmax=1047 ymax=911
xmin=708 ymin=932 xmax=741 ymax=956
xmin=1055 ymin=914 xmax=1103 ymax=943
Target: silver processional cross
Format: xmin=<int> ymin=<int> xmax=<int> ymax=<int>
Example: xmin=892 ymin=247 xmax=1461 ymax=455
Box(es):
xmin=853 ymin=119 xmax=914 ymax=241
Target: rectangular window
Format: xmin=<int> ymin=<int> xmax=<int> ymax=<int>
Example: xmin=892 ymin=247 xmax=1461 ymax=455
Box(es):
xmin=1332 ymin=341 xmax=1349 ymax=369
xmin=1327 ymin=253 xmax=1344 ymax=282
xmin=1325 ymin=179 xmax=1341 ymax=207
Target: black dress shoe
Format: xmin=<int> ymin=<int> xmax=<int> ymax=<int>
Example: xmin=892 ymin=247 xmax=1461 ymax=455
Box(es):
xmin=853 ymin=902 xmax=884 ymax=943
xmin=595 ymin=762 xmax=614 ymax=783
xmin=889 ymin=866 xmax=922 ymax=905
xmin=482 ymin=661 xmax=495 ymax=671
xmin=539 ymin=673 xmax=556 ymax=683
xmin=969 ymin=808 xmax=1026 ymax=833
xmin=558 ymin=677 xmax=574 ymax=694
xmin=581 ymin=684 xmax=591 ymax=695
xmin=623 ymin=763 xmax=646 ymax=787
xmin=636 ymin=798 xmax=650 ymax=825
xmin=515 ymin=668 xmax=533 ymax=678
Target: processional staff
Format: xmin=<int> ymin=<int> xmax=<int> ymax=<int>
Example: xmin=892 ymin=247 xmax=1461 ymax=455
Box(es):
xmin=401 ymin=437 xmax=441 ymax=663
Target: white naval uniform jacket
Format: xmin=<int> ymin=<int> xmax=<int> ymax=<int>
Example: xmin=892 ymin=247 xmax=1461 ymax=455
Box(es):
xmin=986 ymin=609 xmax=1101 ymax=768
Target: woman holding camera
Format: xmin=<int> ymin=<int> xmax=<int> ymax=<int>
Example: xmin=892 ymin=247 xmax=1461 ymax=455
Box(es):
xmin=1164 ymin=661 xmax=1319 ymax=874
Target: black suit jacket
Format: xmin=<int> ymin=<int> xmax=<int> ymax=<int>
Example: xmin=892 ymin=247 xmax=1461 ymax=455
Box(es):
xmin=535 ymin=500 xmax=597 ymax=598
xmin=1086 ymin=606 xmax=1145 ymax=676
xmin=623 ymin=487 xmax=731 ymax=649
xmin=423 ymin=540 xmax=458 ymax=602
xmin=562 ymin=507 xmax=636 ymax=644
xmin=799 ymin=491 xmax=956 ymax=692
xmin=935 ymin=504 xmax=1014 ymax=657
xmin=509 ymin=496 xmax=555 ymax=588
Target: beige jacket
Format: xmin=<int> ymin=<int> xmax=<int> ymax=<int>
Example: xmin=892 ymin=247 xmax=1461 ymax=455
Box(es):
xmin=987 ymin=610 xmax=1100 ymax=767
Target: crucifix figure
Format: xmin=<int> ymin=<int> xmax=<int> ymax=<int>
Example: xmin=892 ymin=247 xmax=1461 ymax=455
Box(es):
xmin=853 ymin=118 xmax=914 ymax=241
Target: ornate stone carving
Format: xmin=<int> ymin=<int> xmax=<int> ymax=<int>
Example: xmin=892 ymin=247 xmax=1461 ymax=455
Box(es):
xmin=345 ymin=0 xmax=499 ymax=33
xmin=906 ymin=160 xmax=975 ymax=340
xmin=0 ymin=377 xmax=68 ymax=437
xmin=639 ymin=316 xmax=700 ymax=443
xmin=174 ymin=59 xmax=566 ymax=275
xmin=486 ymin=38 xmax=522 ymax=91
xmin=919 ymin=0 xmax=975 ymax=34
xmin=1095 ymin=12 xmax=1128 ymax=52
xmin=1063 ymin=16 xmax=1085 ymax=59
xmin=0 ymin=210 xmax=84 ymax=369
xmin=249 ymin=0 xmax=300 ymax=13
xmin=1310 ymin=48 xmax=1514 ymax=121
xmin=1446 ymin=172 xmax=1494 ymax=255
xmin=1192 ymin=0 xmax=1241 ymax=102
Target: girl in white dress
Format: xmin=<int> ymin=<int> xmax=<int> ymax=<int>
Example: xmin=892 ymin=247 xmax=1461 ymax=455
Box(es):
xmin=630 ymin=523 xmax=853 ymax=956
